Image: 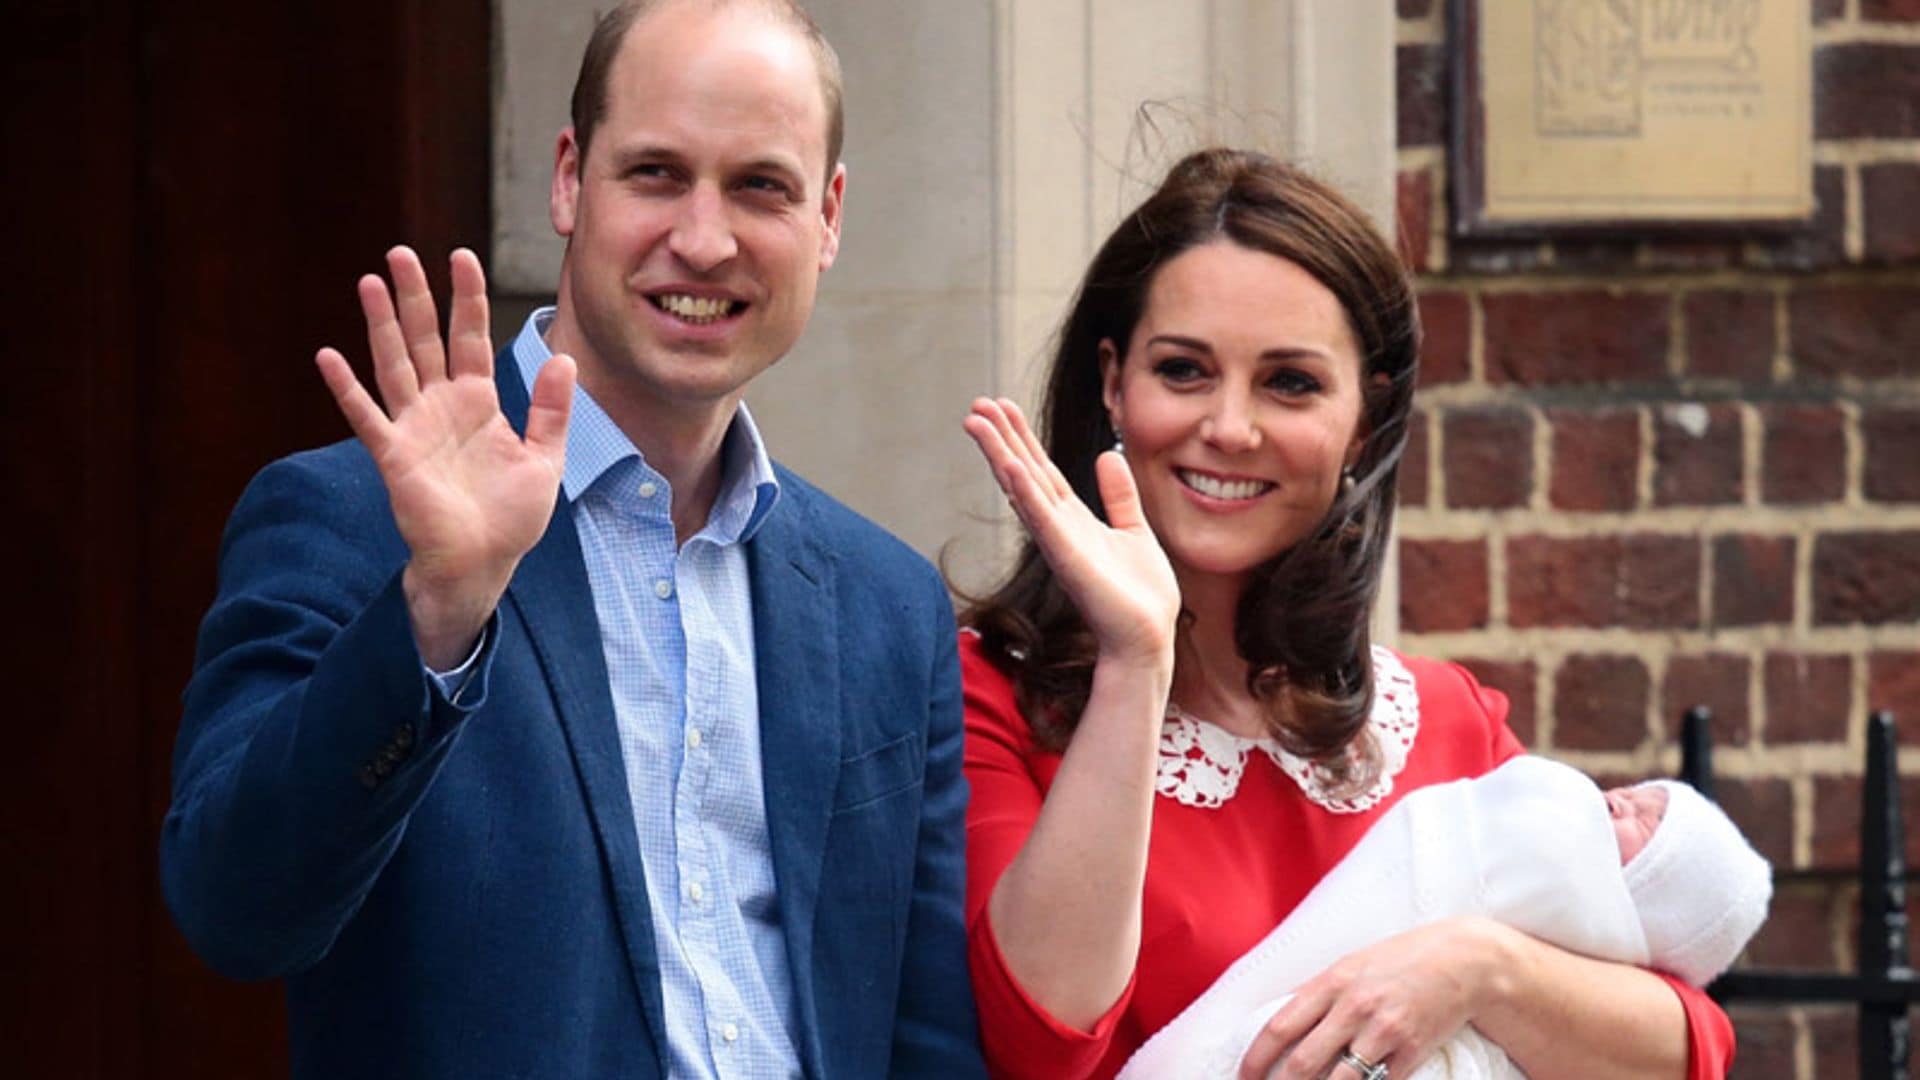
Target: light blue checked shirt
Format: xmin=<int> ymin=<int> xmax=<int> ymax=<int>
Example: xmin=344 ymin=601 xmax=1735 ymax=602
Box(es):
xmin=502 ymin=308 xmax=800 ymax=1079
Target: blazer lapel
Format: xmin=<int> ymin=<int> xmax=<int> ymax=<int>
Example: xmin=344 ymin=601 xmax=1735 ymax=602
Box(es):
xmin=495 ymin=358 xmax=671 ymax=1073
xmin=747 ymin=482 xmax=841 ymax=1079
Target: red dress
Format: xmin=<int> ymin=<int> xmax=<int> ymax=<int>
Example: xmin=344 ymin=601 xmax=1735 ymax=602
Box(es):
xmin=962 ymin=634 xmax=1735 ymax=1079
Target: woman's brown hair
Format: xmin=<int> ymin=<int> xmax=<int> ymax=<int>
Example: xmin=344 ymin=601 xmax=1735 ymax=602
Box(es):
xmin=962 ymin=148 xmax=1420 ymax=778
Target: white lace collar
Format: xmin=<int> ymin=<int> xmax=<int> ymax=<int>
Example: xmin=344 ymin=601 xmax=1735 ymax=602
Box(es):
xmin=1154 ymin=646 xmax=1419 ymax=814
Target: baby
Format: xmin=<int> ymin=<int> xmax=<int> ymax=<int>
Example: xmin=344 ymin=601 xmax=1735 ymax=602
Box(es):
xmin=1118 ymin=756 xmax=1772 ymax=1080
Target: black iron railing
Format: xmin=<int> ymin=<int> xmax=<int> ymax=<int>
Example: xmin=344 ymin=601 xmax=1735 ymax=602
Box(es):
xmin=1681 ymin=707 xmax=1918 ymax=1079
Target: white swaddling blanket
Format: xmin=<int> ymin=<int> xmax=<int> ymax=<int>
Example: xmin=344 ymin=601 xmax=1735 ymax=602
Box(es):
xmin=1117 ymin=756 xmax=1649 ymax=1080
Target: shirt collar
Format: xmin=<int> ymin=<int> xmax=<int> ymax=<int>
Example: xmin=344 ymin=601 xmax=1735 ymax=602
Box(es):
xmin=512 ymin=307 xmax=780 ymax=545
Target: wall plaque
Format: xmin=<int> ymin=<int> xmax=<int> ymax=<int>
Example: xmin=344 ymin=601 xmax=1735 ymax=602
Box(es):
xmin=1453 ymin=0 xmax=1812 ymax=232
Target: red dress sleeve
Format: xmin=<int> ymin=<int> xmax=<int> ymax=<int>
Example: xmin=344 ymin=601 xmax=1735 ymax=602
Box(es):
xmin=961 ymin=635 xmax=1134 ymax=1079
xmin=1666 ymin=969 xmax=1736 ymax=1076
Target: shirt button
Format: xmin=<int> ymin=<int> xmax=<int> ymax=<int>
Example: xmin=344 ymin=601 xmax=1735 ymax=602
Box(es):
xmin=654 ymin=578 xmax=673 ymax=599
xmin=638 ymin=480 xmax=658 ymax=499
xmin=721 ymin=1022 xmax=739 ymax=1043
xmin=686 ymin=728 xmax=703 ymax=750
xmin=687 ymin=880 xmax=704 ymax=904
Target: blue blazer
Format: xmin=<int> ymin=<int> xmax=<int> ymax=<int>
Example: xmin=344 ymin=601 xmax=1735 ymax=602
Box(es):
xmin=162 ymin=358 xmax=986 ymax=1078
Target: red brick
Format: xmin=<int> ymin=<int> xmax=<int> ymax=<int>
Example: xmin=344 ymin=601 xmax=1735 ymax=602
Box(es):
xmin=1727 ymin=1006 xmax=1796 ymax=1080
xmin=1396 ymin=0 xmax=1434 ymax=16
xmin=1508 ymin=534 xmax=1701 ymax=629
xmin=1808 ymin=1006 xmax=1861 ymax=1079
xmin=1863 ymin=407 xmax=1920 ymax=503
xmin=1399 ymin=538 xmax=1489 ymax=632
xmin=1744 ymin=883 xmax=1839 ymax=967
xmin=1653 ymin=403 xmax=1743 ymax=506
xmin=1862 ymin=163 xmax=1920 ymax=263
xmin=1554 ymin=654 xmax=1649 ymax=751
xmin=1397 ymin=168 xmax=1431 ymax=272
xmin=1815 ymin=44 xmax=1920 ymax=139
xmin=1399 ymin=410 xmax=1430 ymax=507
xmin=1761 ymin=403 xmax=1847 ymax=505
xmin=1791 ymin=287 xmax=1920 ymax=379
xmin=1747 ymin=165 xmax=1848 ymax=271
xmin=1397 ymin=44 xmax=1444 ymax=148
xmin=1814 ymin=531 xmax=1920 ymax=625
xmin=1683 ymin=289 xmax=1775 ymax=381
xmin=1812 ymin=774 xmax=1920 ymax=869
xmin=1864 ymin=0 xmax=1920 ymax=20
xmin=1766 ymin=652 xmax=1854 ymax=744
xmin=1441 ymin=407 xmax=1533 ymax=509
xmin=1712 ymin=534 xmax=1796 ymax=628
xmin=1868 ymin=651 xmax=1920 ymax=726
xmin=1483 ymin=290 xmax=1670 ymax=386
xmin=1663 ymin=653 xmax=1753 ymax=746
xmin=1547 ymin=407 xmax=1640 ymax=512
xmin=1713 ymin=776 xmax=1794 ymax=868
xmin=1815 ymin=0 xmax=1847 ymax=18
xmin=1455 ymin=658 xmax=1536 ymax=747
xmin=1416 ymin=290 xmax=1469 ymax=387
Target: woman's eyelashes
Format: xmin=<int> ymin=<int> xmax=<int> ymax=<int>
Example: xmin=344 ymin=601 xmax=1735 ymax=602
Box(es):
xmin=1145 ymin=355 xmax=1325 ymax=398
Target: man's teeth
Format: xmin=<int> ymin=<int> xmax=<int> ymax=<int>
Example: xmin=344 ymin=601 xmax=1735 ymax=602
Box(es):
xmin=1179 ymin=470 xmax=1271 ymax=500
xmin=654 ymin=294 xmax=738 ymax=323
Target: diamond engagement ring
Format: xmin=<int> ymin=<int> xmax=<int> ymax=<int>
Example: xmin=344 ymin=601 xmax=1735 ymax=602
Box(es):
xmin=1338 ymin=1047 xmax=1389 ymax=1080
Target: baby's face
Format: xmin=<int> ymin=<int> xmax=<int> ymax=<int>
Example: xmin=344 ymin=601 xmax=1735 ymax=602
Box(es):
xmin=1605 ymin=784 xmax=1669 ymax=865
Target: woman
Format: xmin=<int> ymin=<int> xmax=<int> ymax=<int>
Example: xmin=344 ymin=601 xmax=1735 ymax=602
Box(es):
xmin=959 ymin=149 xmax=1733 ymax=1080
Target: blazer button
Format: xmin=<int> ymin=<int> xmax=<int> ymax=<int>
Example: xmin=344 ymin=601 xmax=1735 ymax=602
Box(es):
xmin=357 ymin=764 xmax=380 ymax=790
xmin=393 ymin=723 xmax=415 ymax=751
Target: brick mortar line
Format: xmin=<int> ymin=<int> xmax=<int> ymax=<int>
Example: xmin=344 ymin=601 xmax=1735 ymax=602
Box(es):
xmin=1416 ymin=267 xmax=1920 ymax=292
xmin=1841 ymin=399 xmax=1866 ymax=508
xmin=1410 ymin=380 xmax=1920 ymax=408
xmin=1636 ymin=406 xmax=1656 ymax=511
xmin=1397 ymin=505 xmax=1920 ymax=536
xmin=1794 ymin=520 xmax=1817 ymax=636
xmin=1402 ymin=625 xmax=1920 ymax=655
xmin=1812 ymin=21 xmax=1920 ymax=45
xmin=1395 ymin=11 xmax=1443 ymax=46
xmin=1741 ymin=401 xmax=1764 ymax=510
xmin=1550 ymin=744 xmax=1872 ymax=781
xmin=1812 ymin=139 xmax=1920 ymax=165
xmin=1489 ymin=530 xmax=1509 ymax=629
xmin=1396 ymin=145 xmax=1443 ymax=171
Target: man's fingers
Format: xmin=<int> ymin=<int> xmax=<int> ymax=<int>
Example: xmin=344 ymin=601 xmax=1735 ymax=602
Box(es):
xmin=525 ymin=354 xmax=576 ymax=472
xmin=446 ymin=248 xmax=493 ymax=380
xmin=358 ymin=273 xmax=422 ymax=412
xmin=386 ymin=245 xmax=449 ymax=386
xmin=315 ymin=348 xmax=391 ymax=455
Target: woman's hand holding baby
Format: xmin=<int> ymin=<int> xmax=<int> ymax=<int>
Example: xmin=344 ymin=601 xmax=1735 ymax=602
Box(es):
xmin=1238 ymin=916 xmax=1509 ymax=1080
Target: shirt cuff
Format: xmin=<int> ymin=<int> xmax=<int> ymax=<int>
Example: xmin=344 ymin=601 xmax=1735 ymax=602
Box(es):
xmin=423 ymin=615 xmax=497 ymax=709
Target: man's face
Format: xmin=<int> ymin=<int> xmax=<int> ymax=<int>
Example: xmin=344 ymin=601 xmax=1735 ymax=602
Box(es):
xmin=548 ymin=1 xmax=844 ymax=420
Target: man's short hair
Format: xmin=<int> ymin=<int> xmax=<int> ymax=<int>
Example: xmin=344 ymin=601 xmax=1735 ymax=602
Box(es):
xmin=568 ymin=0 xmax=845 ymax=187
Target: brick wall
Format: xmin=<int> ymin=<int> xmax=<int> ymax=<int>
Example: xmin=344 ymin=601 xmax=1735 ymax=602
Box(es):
xmin=1395 ymin=2 xmax=1920 ymax=1074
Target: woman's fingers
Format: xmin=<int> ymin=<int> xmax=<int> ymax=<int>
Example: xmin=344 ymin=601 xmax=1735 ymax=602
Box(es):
xmin=1093 ymin=450 xmax=1146 ymax=532
xmin=1000 ymin=397 xmax=1073 ymax=501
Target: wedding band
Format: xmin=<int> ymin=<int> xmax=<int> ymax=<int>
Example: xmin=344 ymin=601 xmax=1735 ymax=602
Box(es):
xmin=1339 ymin=1047 xmax=1389 ymax=1080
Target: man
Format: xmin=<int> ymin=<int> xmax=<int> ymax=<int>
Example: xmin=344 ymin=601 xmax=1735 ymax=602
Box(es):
xmin=161 ymin=2 xmax=985 ymax=1076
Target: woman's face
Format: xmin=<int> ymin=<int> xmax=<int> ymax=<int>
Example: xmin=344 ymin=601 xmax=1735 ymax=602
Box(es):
xmin=1100 ymin=240 xmax=1368 ymax=590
